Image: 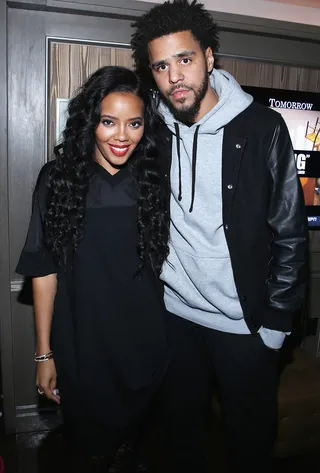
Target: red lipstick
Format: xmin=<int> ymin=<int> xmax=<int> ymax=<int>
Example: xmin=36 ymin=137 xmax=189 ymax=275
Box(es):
xmin=108 ymin=144 xmax=130 ymax=157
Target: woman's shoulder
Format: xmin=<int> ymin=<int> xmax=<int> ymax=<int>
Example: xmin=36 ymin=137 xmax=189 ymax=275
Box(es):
xmin=34 ymin=159 xmax=56 ymax=189
xmin=37 ymin=159 xmax=56 ymax=182
xmin=33 ymin=160 xmax=56 ymax=206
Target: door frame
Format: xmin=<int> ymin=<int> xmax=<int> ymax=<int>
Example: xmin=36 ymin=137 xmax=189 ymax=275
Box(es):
xmin=0 ymin=0 xmax=16 ymax=434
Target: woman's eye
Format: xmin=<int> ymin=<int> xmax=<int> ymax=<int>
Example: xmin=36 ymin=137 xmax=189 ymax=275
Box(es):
xmin=130 ymin=121 xmax=143 ymax=129
xmin=102 ymin=119 xmax=113 ymax=126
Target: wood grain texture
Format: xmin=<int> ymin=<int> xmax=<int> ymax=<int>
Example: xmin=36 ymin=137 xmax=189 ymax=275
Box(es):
xmin=218 ymin=57 xmax=320 ymax=91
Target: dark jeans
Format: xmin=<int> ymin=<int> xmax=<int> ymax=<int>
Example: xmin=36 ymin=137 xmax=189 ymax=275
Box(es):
xmin=153 ymin=311 xmax=280 ymax=473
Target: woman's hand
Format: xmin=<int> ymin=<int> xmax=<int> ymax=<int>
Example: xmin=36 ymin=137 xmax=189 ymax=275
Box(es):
xmin=36 ymin=359 xmax=60 ymax=404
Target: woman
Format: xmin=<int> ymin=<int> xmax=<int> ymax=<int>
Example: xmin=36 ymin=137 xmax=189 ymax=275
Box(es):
xmin=16 ymin=66 xmax=169 ymax=471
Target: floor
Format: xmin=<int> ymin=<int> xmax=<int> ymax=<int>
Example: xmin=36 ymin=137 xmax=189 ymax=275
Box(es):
xmin=0 ymin=427 xmax=319 ymax=473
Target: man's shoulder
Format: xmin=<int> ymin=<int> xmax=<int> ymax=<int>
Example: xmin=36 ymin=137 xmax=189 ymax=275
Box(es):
xmin=225 ymin=101 xmax=285 ymax=140
xmin=239 ymin=101 xmax=283 ymax=126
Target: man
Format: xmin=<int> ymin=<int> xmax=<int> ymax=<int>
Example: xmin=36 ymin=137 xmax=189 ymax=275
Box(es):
xmin=131 ymin=1 xmax=308 ymax=472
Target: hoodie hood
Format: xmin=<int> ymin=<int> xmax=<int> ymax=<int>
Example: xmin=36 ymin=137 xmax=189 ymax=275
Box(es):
xmin=159 ymin=69 xmax=253 ymax=212
xmin=158 ymin=68 xmax=253 ymax=135
xmin=158 ymin=69 xmax=253 ymax=212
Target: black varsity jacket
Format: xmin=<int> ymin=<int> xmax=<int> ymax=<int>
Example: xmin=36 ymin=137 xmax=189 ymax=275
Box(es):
xmin=157 ymin=101 xmax=309 ymax=333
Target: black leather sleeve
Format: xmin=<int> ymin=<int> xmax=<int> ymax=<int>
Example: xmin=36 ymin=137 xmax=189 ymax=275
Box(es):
xmin=263 ymin=116 xmax=308 ymax=330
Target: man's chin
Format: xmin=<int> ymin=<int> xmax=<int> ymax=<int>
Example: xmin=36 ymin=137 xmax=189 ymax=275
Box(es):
xmin=169 ymin=101 xmax=194 ymax=114
xmin=169 ymin=96 xmax=191 ymax=107
xmin=163 ymin=95 xmax=199 ymax=123
xmin=171 ymin=107 xmax=198 ymax=124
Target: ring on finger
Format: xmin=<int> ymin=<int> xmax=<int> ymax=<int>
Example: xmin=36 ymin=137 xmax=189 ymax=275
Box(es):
xmin=37 ymin=387 xmax=44 ymax=395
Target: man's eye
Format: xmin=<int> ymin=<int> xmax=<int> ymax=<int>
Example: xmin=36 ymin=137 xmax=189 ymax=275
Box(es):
xmin=156 ymin=64 xmax=167 ymax=72
xmin=181 ymin=58 xmax=191 ymax=65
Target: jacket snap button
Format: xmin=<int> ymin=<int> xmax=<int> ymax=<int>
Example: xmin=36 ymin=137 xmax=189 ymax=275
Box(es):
xmin=164 ymin=174 xmax=168 ymax=178
xmin=227 ymin=184 xmax=233 ymax=190
xmin=225 ymin=224 xmax=229 ymax=230
xmin=236 ymin=144 xmax=241 ymax=149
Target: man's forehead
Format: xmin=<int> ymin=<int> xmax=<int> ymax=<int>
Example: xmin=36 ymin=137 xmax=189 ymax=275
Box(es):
xmin=148 ymin=30 xmax=196 ymax=47
xmin=148 ymin=31 xmax=200 ymax=60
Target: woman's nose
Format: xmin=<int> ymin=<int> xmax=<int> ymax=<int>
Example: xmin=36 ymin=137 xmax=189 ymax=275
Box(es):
xmin=114 ymin=126 xmax=129 ymax=141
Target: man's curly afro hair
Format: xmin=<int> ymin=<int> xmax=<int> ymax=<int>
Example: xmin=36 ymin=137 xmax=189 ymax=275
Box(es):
xmin=131 ymin=0 xmax=219 ymax=89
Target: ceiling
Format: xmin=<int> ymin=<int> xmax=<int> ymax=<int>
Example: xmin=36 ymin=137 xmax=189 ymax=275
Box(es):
xmin=138 ymin=0 xmax=320 ymax=27
xmin=267 ymin=0 xmax=320 ymax=7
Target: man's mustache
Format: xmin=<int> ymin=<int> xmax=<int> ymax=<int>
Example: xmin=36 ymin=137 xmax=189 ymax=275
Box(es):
xmin=168 ymin=85 xmax=193 ymax=96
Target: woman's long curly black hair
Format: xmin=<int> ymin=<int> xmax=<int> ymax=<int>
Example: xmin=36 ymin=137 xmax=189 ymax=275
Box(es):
xmin=131 ymin=0 xmax=219 ymax=90
xmin=44 ymin=66 xmax=169 ymax=274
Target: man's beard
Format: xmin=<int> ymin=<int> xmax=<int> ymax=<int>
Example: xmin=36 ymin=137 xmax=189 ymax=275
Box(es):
xmin=163 ymin=73 xmax=209 ymax=124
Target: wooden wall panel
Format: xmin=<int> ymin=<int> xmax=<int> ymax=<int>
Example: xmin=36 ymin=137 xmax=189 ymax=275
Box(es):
xmin=219 ymin=57 xmax=320 ymax=91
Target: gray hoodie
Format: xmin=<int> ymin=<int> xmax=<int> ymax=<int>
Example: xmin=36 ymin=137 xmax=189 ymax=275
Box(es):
xmin=159 ymin=69 xmax=286 ymax=348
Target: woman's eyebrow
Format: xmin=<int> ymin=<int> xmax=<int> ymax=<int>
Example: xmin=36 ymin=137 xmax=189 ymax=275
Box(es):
xmin=101 ymin=115 xmax=143 ymax=120
xmin=101 ymin=114 xmax=117 ymax=119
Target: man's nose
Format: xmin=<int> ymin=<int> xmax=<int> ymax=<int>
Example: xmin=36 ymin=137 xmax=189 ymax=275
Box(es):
xmin=169 ymin=65 xmax=184 ymax=84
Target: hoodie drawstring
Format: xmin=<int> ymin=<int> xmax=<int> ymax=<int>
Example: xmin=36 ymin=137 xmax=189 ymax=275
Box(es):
xmin=174 ymin=123 xmax=200 ymax=213
xmin=189 ymin=125 xmax=200 ymax=213
xmin=174 ymin=123 xmax=182 ymax=201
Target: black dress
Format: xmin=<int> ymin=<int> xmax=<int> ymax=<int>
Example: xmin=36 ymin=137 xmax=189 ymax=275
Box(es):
xmin=16 ymin=161 xmax=168 ymax=456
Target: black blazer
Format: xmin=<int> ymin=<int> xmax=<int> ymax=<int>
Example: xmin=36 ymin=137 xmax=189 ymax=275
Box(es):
xmin=157 ymin=101 xmax=309 ymax=333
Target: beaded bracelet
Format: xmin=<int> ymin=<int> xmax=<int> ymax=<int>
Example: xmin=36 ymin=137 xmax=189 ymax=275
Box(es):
xmin=34 ymin=351 xmax=53 ymax=363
